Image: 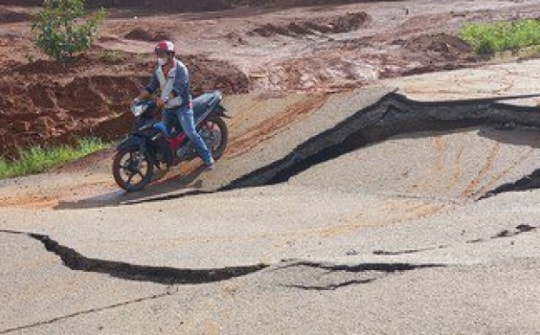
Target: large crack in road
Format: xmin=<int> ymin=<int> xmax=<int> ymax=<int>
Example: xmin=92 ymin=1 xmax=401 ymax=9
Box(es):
xmin=0 ymin=229 xmax=267 ymax=285
xmin=1 ymin=228 xmax=449 ymax=287
xmin=224 ymin=91 xmax=540 ymax=199
xmin=1 ymin=227 xmax=458 ymax=334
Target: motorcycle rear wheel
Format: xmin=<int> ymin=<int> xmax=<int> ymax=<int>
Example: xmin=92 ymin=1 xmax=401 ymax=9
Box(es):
xmin=202 ymin=115 xmax=229 ymax=160
xmin=112 ymin=146 xmax=154 ymax=192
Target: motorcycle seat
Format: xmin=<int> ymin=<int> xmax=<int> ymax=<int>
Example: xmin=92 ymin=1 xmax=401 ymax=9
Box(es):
xmin=192 ymin=91 xmax=220 ymax=116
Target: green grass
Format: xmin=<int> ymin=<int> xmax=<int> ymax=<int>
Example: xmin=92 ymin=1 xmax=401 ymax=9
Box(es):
xmin=0 ymin=137 xmax=108 ymax=179
xmin=100 ymin=49 xmax=127 ymax=64
xmin=459 ymin=19 xmax=540 ymax=55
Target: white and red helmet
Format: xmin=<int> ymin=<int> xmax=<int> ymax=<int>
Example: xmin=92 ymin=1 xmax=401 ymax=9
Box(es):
xmin=155 ymin=40 xmax=175 ymax=54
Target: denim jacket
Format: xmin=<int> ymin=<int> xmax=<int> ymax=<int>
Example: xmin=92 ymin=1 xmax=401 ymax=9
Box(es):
xmin=145 ymin=58 xmax=190 ymax=109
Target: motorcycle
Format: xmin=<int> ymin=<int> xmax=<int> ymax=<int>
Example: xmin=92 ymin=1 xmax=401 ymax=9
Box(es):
xmin=112 ymin=90 xmax=229 ymax=192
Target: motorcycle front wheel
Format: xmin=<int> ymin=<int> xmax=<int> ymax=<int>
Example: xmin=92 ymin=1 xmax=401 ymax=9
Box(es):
xmin=112 ymin=146 xmax=154 ymax=192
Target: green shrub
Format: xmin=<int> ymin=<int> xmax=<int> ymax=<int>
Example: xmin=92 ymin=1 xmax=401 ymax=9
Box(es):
xmin=0 ymin=138 xmax=108 ymax=179
xmin=31 ymin=0 xmax=105 ymax=62
xmin=459 ymin=19 xmax=540 ymax=54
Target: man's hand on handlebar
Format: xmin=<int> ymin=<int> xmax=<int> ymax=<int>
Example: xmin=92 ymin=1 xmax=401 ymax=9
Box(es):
xmin=156 ymin=97 xmax=167 ymax=108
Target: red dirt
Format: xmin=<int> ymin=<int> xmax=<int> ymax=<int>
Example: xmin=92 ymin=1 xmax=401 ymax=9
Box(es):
xmin=0 ymin=0 xmax=402 ymax=11
xmin=249 ymin=12 xmax=371 ymax=37
xmin=227 ymin=92 xmax=329 ymax=158
xmin=124 ymin=28 xmax=172 ymax=42
xmin=0 ymin=48 xmax=248 ymax=159
xmin=0 ymin=6 xmax=31 ymax=23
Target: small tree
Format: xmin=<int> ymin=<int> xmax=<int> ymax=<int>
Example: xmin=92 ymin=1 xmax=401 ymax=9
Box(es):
xmin=32 ymin=0 xmax=105 ymax=63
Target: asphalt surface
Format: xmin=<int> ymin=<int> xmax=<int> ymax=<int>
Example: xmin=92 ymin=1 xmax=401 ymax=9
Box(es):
xmin=2 ymin=61 xmax=540 ymax=334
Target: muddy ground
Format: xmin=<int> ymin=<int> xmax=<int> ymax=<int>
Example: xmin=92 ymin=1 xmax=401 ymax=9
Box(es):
xmin=1 ymin=0 xmax=539 ymax=158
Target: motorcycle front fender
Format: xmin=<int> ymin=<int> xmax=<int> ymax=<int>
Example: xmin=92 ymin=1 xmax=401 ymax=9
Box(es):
xmin=117 ymin=134 xmax=174 ymax=167
xmin=116 ymin=135 xmax=144 ymax=152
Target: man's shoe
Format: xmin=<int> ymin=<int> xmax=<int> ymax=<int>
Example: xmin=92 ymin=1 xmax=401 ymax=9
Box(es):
xmin=205 ymin=159 xmax=215 ymax=171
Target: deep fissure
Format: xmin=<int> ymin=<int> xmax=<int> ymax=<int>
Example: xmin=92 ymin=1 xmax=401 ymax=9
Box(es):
xmin=480 ymin=170 xmax=540 ymax=199
xmin=223 ymin=92 xmax=540 ymax=199
xmin=26 ymin=232 xmax=267 ymax=284
xmin=266 ymin=118 xmax=483 ymax=185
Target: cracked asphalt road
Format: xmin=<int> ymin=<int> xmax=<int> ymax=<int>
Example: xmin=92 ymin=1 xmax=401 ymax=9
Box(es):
xmin=2 ymin=61 xmax=540 ymax=334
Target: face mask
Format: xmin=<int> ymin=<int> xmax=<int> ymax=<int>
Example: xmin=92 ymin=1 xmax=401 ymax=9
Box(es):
xmin=157 ymin=57 xmax=168 ymax=66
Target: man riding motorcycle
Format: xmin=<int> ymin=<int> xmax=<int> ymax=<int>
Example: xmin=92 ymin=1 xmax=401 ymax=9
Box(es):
xmin=134 ymin=40 xmax=215 ymax=170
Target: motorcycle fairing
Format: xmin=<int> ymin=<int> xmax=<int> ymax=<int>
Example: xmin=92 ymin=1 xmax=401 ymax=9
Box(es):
xmin=116 ymin=135 xmax=145 ymax=152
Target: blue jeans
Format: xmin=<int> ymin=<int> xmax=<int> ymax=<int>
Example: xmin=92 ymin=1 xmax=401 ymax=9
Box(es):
xmin=163 ymin=106 xmax=213 ymax=165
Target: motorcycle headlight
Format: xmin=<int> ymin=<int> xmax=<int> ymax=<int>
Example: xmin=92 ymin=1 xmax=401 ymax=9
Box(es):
xmin=131 ymin=104 xmax=146 ymax=117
